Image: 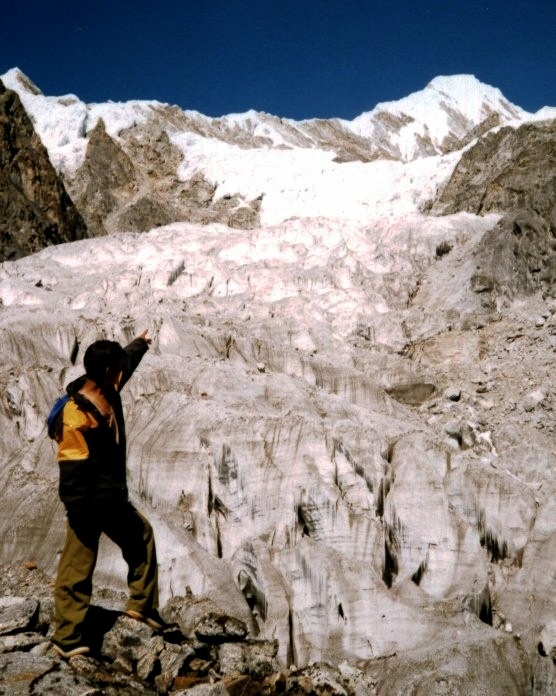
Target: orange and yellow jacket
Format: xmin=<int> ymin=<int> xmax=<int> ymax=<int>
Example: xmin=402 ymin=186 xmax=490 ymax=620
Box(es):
xmin=55 ymin=338 xmax=149 ymax=516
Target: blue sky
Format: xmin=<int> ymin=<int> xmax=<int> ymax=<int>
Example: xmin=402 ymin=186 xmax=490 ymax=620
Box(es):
xmin=2 ymin=0 xmax=555 ymax=119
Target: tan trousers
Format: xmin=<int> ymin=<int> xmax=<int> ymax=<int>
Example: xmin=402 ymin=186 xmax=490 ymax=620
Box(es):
xmin=54 ymin=502 xmax=159 ymax=648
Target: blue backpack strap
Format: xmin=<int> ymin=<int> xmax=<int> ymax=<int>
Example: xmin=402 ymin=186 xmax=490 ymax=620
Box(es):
xmin=47 ymin=394 xmax=69 ymax=439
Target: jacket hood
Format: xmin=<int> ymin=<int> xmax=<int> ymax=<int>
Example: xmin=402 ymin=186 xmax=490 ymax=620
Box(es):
xmin=66 ymin=375 xmax=87 ymax=395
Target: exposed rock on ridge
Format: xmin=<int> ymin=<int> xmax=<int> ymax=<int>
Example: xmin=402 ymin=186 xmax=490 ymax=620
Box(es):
xmin=65 ymin=113 xmax=263 ymax=236
xmin=431 ymin=120 xmax=556 ymax=219
xmin=1 ymin=68 xmax=545 ymax=248
xmin=0 ymin=80 xmax=88 ymax=261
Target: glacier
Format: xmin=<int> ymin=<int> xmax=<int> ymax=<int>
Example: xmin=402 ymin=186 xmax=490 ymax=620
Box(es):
xmin=0 ymin=68 xmax=555 ymax=691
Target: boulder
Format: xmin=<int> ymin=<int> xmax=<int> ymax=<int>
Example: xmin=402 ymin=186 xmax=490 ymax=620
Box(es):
xmin=217 ymin=639 xmax=279 ymax=678
xmin=154 ymin=643 xmax=196 ymax=694
xmin=0 ymin=598 xmax=39 ymax=636
xmin=0 ymin=652 xmax=55 ymax=695
xmin=285 ymin=663 xmax=348 ymax=695
xmin=100 ymin=615 xmax=164 ymax=678
xmin=0 ymin=632 xmax=45 ymax=653
xmin=163 ymin=596 xmax=248 ymax=644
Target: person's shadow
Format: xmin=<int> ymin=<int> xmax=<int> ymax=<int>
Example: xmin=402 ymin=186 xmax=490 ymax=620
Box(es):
xmin=83 ymin=605 xmax=186 ymax=655
xmin=83 ymin=605 xmax=121 ymax=654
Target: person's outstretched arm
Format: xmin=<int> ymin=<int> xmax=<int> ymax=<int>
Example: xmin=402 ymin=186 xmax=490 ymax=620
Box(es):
xmin=119 ymin=330 xmax=152 ymax=391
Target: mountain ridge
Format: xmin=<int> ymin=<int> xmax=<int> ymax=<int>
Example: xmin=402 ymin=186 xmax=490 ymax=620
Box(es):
xmin=2 ymin=68 xmax=550 ymax=169
xmin=3 ymin=66 xmax=553 ymax=242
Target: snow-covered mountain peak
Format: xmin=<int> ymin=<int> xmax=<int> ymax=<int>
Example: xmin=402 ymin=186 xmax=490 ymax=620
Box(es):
xmin=1 ymin=67 xmax=43 ymax=96
xmin=425 ymin=74 xmax=527 ymax=119
xmin=1 ymin=68 xmax=540 ymax=176
xmin=0 ymin=68 xmax=164 ymax=176
xmin=347 ymin=73 xmax=530 ymax=160
xmin=367 ymin=73 xmax=527 ymax=123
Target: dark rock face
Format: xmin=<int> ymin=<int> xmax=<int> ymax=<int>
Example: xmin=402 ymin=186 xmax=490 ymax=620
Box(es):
xmin=64 ymin=117 xmax=263 ymax=237
xmin=432 ymin=120 xmax=556 ymax=220
xmin=0 ymin=80 xmax=88 ymax=261
xmin=116 ymin=196 xmax=176 ymax=233
xmin=431 ymin=120 xmax=556 ymax=309
xmin=470 ymin=210 xmax=556 ymax=308
xmin=385 ymin=380 xmax=436 ymax=406
xmin=69 ymin=118 xmax=137 ymax=237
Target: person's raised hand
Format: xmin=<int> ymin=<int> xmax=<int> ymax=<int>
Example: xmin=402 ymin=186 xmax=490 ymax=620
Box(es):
xmin=137 ymin=329 xmax=152 ymax=346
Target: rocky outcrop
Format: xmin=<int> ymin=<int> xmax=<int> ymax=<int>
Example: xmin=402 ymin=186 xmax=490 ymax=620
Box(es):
xmin=469 ymin=210 xmax=556 ymax=306
xmin=1 ymin=581 xmax=553 ymax=695
xmin=176 ymin=110 xmax=395 ymax=163
xmin=0 ymin=80 xmax=88 ymax=261
xmin=68 ymin=118 xmax=138 ymax=236
xmin=63 ymin=116 xmax=263 ymax=236
xmin=0 ymin=587 xmax=285 ymax=695
xmin=431 ymin=120 xmax=556 ymax=220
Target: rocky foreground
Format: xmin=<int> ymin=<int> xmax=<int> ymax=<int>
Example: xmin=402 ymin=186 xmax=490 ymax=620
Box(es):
xmin=1 ymin=558 xmax=555 ymax=695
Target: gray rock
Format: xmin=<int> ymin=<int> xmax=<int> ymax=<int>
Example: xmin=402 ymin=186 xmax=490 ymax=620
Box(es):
xmin=164 ymin=596 xmax=248 ymax=644
xmin=194 ymin=612 xmax=248 ymax=644
xmin=117 ymin=196 xmax=177 ymax=234
xmin=154 ymin=643 xmax=196 ymax=694
xmin=477 ymin=211 xmax=556 ymax=304
xmin=221 ymin=673 xmax=273 ymax=695
xmin=67 ymin=654 xmax=157 ymax=695
xmin=444 ymin=417 xmax=483 ymax=450
xmin=100 ymin=616 xmax=164 ymax=674
xmin=0 ymin=598 xmax=39 ymax=636
xmin=33 ymin=668 xmax=105 ymax=696
xmin=0 ymin=652 xmax=54 ymax=695
xmin=385 ymin=380 xmax=436 ymax=406
xmin=217 ymin=639 xmax=279 ymax=678
xmin=136 ymin=649 xmax=159 ymax=682
xmin=0 ymin=631 xmax=45 ymax=653
xmin=444 ymin=386 xmax=461 ymax=401
xmin=285 ymin=663 xmax=348 ymax=695
xmin=173 ymin=683 xmax=228 ymax=696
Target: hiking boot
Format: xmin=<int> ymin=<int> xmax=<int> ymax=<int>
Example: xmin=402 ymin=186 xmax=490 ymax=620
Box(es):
xmin=125 ymin=608 xmax=176 ymax=631
xmin=51 ymin=641 xmax=91 ymax=659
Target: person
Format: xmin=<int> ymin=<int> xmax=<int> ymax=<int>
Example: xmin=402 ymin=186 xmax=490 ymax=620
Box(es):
xmin=51 ymin=330 xmax=168 ymax=658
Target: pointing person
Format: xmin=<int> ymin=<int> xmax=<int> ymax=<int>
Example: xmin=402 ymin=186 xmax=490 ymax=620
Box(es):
xmin=50 ymin=330 xmax=168 ymax=658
